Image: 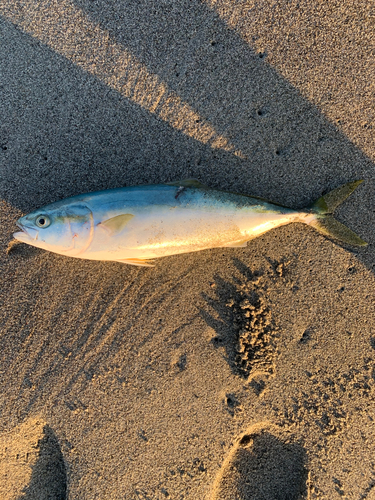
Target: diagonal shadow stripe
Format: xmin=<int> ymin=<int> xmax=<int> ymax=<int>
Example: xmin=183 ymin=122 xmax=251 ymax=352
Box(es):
xmin=64 ymin=0 xmax=375 ymax=201
xmin=0 ymin=0 xmax=241 ymax=155
xmin=204 ymin=0 xmax=375 ymax=161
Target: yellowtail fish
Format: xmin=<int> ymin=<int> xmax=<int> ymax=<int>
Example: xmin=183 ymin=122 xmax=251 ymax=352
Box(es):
xmin=13 ymin=179 xmax=366 ymax=266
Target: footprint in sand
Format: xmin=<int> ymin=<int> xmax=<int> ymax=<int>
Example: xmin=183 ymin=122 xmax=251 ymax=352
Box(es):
xmin=0 ymin=418 xmax=67 ymax=500
xmin=210 ymin=423 xmax=308 ymax=500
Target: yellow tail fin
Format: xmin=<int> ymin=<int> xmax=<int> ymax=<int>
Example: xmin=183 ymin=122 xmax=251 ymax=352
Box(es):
xmin=309 ymin=181 xmax=367 ymax=246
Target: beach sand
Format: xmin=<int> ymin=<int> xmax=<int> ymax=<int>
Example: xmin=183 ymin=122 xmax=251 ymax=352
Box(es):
xmin=0 ymin=1 xmax=374 ymax=498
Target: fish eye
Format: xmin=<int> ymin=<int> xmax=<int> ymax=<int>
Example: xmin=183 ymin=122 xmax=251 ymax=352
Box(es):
xmin=35 ymin=215 xmax=51 ymax=228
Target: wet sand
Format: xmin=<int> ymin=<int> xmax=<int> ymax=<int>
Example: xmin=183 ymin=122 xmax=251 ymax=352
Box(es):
xmin=1 ymin=1 xmax=375 ymax=498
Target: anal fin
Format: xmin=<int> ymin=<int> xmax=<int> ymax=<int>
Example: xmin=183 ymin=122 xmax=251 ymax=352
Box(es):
xmin=223 ymin=241 xmax=248 ymax=248
xmin=116 ymin=258 xmax=156 ymax=267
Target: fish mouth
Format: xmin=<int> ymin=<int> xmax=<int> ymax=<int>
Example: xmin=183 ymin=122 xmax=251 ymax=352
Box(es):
xmin=13 ymin=222 xmax=39 ymax=242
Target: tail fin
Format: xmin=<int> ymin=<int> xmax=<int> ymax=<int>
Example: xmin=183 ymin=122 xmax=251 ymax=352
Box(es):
xmin=308 ymin=180 xmax=367 ymax=246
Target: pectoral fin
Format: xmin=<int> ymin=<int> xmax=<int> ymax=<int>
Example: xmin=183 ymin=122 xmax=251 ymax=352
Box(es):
xmin=166 ymin=179 xmax=207 ymax=188
xmin=116 ymin=258 xmax=156 ymax=267
xmin=98 ymin=214 xmax=134 ymax=236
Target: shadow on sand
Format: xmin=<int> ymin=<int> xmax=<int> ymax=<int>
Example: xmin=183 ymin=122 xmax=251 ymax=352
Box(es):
xmin=18 ymin=425 xmax=67 ymax=500
xmin=211 ymin=424 xmax=308 ymax=500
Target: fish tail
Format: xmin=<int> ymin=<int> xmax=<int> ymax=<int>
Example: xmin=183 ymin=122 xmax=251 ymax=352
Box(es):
xmin=308 ymin=180 xmax=367 ymax=246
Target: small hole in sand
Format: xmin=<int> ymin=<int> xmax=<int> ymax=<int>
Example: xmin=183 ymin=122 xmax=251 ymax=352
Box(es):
xmin=239 ymin=434 xmax=252 ymax=446
xmin=299 ymin=329 xmax=311 ymax=344
xmin=226 ymin=396 xmax=235 ymax=408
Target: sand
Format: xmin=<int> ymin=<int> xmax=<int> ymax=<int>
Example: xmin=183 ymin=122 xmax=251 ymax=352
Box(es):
xmin=0 ymin=1 xmax=374 ymax=498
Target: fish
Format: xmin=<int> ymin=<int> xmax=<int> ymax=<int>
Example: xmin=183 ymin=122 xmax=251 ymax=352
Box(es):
xmin=13 ymin=179 xmax=367 ymax=266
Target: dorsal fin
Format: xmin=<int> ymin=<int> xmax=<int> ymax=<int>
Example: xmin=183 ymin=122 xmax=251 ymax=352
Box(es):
xmin=166 ymin=179 xmax=207 ymax=188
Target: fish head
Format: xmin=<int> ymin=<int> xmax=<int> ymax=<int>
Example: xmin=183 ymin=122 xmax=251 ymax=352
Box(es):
xmin=13 ymin=201 xmax=94 ymax=257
